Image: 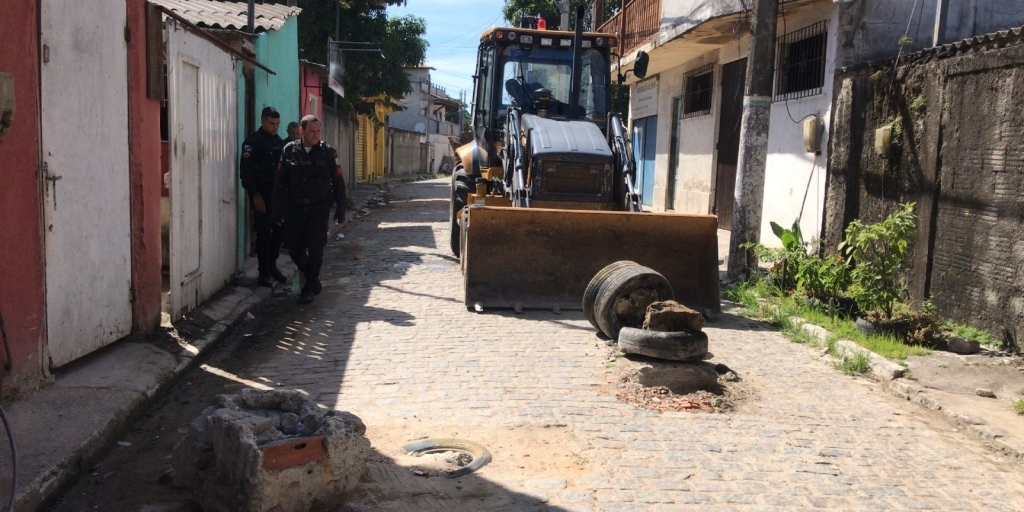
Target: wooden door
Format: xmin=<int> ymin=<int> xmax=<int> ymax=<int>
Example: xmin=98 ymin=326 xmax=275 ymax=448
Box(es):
xmin=714 ymin=58 xmax=746 ymax=230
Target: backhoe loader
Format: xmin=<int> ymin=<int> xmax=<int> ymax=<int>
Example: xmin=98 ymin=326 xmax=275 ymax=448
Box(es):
xmin=450 ymin=11 xmax=721 ymax=314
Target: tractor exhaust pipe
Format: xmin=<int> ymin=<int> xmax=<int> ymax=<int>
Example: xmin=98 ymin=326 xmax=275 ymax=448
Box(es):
xmin=569 ymin=5 xmax=585 ymax=118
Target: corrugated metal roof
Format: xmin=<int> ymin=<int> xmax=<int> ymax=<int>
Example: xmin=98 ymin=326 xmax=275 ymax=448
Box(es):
xmin=919 ymin=26 xmax=1024 ymax=59
xmin=149 ymin=0 xmax=300 ymax=33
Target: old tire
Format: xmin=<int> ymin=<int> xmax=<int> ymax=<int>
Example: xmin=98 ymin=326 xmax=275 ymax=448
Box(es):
xmin=594 ymin=264 xmax=673 ymax=340
xmin=617 ymin=327 xmax=709 ymax=362
xmin=583 ymin=261 xmax=639 ymax=331
xmin=449 ymin=169 xmax=471 ymax=256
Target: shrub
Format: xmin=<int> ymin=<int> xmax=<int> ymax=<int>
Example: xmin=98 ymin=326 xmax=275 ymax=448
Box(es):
xmin=839 ymin=202 xmax=917 ymax=320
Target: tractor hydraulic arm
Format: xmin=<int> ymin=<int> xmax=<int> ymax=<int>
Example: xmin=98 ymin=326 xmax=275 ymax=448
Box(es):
xmin=504 ymin=108 xmax=530 ymax=207
xmin=610 ymin=112 xmax=641 ymax=212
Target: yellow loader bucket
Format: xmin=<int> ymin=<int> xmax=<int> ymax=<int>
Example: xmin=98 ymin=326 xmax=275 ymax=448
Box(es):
xmin=462 ymin=206 xmax=721 ymax=313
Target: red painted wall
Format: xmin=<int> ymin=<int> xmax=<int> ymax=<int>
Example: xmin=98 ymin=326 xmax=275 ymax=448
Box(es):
xmin=127 ymin=0 xmax=163 ymax=332
xmin=0 ymin=1 xmax=47 ymax=396
xmin=300 ymin=64 xmax=324 ymax=121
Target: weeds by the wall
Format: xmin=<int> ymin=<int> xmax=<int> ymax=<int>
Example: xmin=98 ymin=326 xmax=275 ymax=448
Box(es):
xmin=1013 ymin=398 xmax=1024 ymax=416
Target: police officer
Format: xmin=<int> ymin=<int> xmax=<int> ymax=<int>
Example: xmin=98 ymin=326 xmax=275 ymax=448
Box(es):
xmin=273 ymin=115 xmax=347 ymax=304
xmin=240 ymin=106 xmax=287 ymax=287
xmin=285 ymin=121 xmax=301 ymax=144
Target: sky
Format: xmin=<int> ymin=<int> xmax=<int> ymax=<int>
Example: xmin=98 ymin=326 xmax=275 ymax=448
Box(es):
xmin=387 ymin=0 xmax=509 ymax=101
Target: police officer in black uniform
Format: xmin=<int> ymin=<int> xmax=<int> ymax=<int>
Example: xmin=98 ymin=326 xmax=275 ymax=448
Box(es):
xmin=273 ymin=115 xmax=347 ymax=304
xmin=240 ymin=106 xmax=287 ymax=287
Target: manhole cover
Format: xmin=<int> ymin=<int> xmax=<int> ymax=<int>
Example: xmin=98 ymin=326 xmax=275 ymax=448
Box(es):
xmin=402 ymin=438 xmax=492 ymax=478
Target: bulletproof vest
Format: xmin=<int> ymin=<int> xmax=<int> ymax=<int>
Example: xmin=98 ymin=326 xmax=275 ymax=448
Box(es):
xmin=251 ymin=132 xmax=283 ymax=187
xmin=282 ymin=142 xmax=334 ymax=203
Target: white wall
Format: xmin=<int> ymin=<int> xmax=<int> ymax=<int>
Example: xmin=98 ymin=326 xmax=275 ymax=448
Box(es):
xmin=637 ymin=1 xmax=836 ymax=250
xmin=761 ymin=4 xmax=838 ymax=248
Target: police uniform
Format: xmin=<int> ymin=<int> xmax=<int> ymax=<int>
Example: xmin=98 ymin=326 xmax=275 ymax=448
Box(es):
xmin=240 ymin=127 xmax=285 ymax=284
xmin=272 ymin=140 xmax=347 ymax=302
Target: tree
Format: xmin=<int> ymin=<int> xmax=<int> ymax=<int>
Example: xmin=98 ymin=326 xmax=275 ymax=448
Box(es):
xmin=501 ymin=0 xmax=619 ymax=31
xmin=297 ymin=0 xmax=427 ymax=118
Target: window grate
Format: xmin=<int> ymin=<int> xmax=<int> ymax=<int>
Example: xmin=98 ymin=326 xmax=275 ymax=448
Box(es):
xmin=682 ymin=63 xmax=714 ymax=118
xmin=774 ymin=20 xmax=828 ymax=101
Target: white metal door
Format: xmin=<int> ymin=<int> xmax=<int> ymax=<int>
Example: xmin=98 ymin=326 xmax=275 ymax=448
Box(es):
xmin=41 ymin=0 xmax=132 ymax=367
xmin=169 ymin=58 xmax=203 ymax=318
xmin=166 ymin=22 xmax=238 ymax=320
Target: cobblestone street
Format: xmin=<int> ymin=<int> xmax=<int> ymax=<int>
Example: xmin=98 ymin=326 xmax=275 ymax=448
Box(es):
xmin=51 ymin=178 xmax=1024 ymax=512
xmin=231 ymin=179 xmax=1024 ymax=511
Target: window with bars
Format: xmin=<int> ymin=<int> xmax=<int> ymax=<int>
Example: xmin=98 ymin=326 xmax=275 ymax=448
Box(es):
xmin=774 ymin=20 xmax=828 ymax=101
xmin=683 ymin=64 xmax=714 ymax=118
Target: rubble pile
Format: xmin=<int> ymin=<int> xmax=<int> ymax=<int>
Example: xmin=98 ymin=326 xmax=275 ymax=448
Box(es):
xmin=171 ymin=389 xmax=370 ymax=512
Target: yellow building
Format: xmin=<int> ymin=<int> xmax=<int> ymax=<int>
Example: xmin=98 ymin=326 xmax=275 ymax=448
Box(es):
xmin=355 ymin=96 xmax=395 ymax=182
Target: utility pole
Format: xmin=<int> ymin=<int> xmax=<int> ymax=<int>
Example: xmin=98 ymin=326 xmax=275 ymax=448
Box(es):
xmin=726 ymin=0 xmax=779 ymax=280
xmin=559 ymin=0 xmax=570 ymax=30
xmin=933 ymin=0 xmax=950 ymax=46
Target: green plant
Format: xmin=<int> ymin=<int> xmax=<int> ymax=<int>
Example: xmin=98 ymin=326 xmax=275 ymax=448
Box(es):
xmin=839 ymin=202 xmax=917 ymax=320
xmin=943 ymin=322 xmax=1002 ymax=347
xmin=837 ymin=352 xmax=872 ymax=375
xmin=1013 ymin=398 xmax=1024 ymax=415
xmin=910 ymin=94 xmax=926 ymax=112
xmin=897 ymin=35 xmax=914 ymax=47
xmin=794 ymin=253 xmax=851 ymax=318
xmin=743 ymin=220 xmax=808 ymax=292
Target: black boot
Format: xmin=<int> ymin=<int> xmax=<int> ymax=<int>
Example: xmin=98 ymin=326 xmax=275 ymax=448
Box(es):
xmin=268 ymin=263 xmax=287 ymax=284
xmin=257 ymin=264 xmax=274 ymax=287
xmin=309 ymin=276 xmax=322 ymax=295
xmin=297 ymin=286 xmax=315 ymax=304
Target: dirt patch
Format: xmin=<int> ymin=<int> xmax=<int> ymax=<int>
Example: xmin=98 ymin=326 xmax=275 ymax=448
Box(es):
xmin=602 ymin=352 xmax=754 ymax=413
xmin=345 ymin=424 xmax=595 ymax=511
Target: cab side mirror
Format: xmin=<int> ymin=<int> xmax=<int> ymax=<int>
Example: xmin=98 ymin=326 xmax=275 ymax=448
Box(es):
xmin=633 ymin=51 xmax=649 ymax=80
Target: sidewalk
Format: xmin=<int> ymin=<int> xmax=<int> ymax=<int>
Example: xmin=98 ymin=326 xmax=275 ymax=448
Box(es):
xmin=0 ymin=182 xmax=388 ymax=511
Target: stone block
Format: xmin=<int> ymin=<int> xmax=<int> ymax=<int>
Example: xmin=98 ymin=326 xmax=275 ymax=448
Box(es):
xmin=946 ymin=336 xmax=981 ymax=354
xmin=171 ymin=389 xmax=370 ymax=512
xmin=643 ymin=301 xmax=704 ymax=332
xmin=627 ymin=360 xmax=720 ymax=394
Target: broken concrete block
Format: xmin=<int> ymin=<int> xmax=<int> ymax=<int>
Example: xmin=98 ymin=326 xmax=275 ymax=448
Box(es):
xmin=643 ymin=301 xmax=704 ymax=332
xmin=627 ymin=360 xmax=720 ymax=395
xmin=172 ymin=389 xmax=370 ymax=512
xmin=946 ymin=336 xmax=981 ymax=354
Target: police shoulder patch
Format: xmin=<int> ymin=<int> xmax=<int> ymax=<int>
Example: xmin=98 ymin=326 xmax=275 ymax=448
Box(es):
xmin=243 ymin=144 xmax=253 ymax=152
xmin=242 ymin=152 xmax=252 ymax=159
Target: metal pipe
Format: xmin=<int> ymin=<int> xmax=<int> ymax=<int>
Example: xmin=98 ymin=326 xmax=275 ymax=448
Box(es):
xmin=569 ymin=5 xmax=585 ymax=118
xmin=247 ymin=0 xmax=255 ymax=34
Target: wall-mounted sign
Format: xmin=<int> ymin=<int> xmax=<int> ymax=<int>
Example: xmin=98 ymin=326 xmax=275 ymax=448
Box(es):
xmin=630 ymin=75 xmax=659 ymax=119
xmin=328 ymin=38 xmax=345 ymax=98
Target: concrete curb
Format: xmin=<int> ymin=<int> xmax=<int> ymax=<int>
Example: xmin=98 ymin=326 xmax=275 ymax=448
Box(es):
xmin=8 ymin=182 xmax=391 ymax=512
xmin=781 ymin=313 xmax=1024 ymax=463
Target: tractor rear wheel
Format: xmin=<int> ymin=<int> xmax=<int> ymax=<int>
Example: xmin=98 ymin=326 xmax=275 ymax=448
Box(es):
xmin=583 ymin=261 xmax=638 ymax=332
xmin=594 ymin=264 xmax=673 ymax=340
xmin=449 ymin=168 xmax=471 ymax=256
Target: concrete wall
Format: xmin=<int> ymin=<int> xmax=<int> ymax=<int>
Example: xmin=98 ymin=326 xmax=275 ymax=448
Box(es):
xmin=128 ymin=0 xmax=163 ymax=333
xmin=836 ymin=0 xmax=1024 ymax=68
xmin=389 ymin=130 xmax=423 ymax=176
xmin=254 ymin=19 xmax=300 ymax=126
xmin=0 ymin=0 xmax=47 ymax=396
xmin=826 ymin=33 xmax=1024 ymax=351
xmin=323 ymin=106 xmax=356 ymax=195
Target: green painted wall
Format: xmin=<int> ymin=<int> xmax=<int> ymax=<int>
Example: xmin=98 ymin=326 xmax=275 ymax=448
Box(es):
xmin=235 ymin=16 xmax=301 ymax=270
xmin=254 ymin=19 xmax=300 ymax=126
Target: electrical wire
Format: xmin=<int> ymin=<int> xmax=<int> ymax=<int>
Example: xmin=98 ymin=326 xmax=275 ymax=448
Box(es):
xmin=883 ymin=0 xmax=922 ymax=120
